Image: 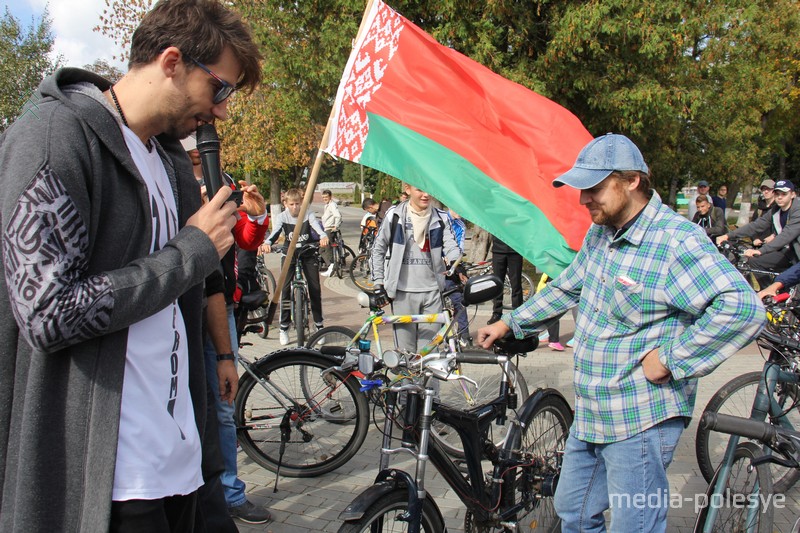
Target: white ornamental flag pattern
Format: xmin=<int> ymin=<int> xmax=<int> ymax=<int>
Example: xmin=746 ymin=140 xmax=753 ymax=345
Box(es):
xmin=326 ymin=0 xmax=403 ymax=162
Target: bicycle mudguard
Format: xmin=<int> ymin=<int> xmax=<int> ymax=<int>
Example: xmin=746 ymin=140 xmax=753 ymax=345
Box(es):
xmin=253 ymin=347 xmax=342 ymax=367
xmin=339 ymin=469 xmax=447 ymax=531
xmin=515 ymin=388 xmax=573 ymax=432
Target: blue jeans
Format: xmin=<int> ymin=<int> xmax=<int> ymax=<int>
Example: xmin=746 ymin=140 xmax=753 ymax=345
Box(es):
xmin=554 ymin=417 xmax=684 ymax=533
xmin=203 ymin=308 xmax=246 ymax=508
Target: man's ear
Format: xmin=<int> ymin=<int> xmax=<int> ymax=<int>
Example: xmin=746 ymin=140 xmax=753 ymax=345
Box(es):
xmin=160 ymin=46 xmax=183 ymax=79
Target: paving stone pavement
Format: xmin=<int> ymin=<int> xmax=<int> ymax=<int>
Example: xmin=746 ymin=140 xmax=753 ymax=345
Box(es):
xmin=231 ymin=207 xmax=799 ymax=532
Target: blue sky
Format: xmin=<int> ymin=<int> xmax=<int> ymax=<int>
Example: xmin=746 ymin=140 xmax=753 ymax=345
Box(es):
xmin=4 ymin=0 xmax=127 ymax=70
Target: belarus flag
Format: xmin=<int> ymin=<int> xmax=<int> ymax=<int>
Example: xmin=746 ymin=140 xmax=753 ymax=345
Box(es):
xmin=323 ymin=0 xmax=594 ymax=277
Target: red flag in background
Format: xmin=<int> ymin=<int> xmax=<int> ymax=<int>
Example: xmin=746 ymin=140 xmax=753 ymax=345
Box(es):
xmin=324 ymin=0 xmax=593 ymax=276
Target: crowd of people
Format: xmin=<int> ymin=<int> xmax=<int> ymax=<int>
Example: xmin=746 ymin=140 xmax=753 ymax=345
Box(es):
xmin=0 ymin=0 xmax=787 ymax=532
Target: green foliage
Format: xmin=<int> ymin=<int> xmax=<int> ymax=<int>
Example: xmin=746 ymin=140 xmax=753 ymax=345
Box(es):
xmin=353 ymin=184 xmax=360 ymax=203
xmin=83 ymin=59 xmax=125 ymax=83
xmin=0 ymin=7 xmax=59 ymax=132
xmin=538 ymin=0 xmax=800 ymax=194
xmin=373 ymin=174 xmax=403 ymax=203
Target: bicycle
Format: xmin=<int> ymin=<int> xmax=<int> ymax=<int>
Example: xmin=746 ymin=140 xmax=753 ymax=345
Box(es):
xmin=337 ymin=336 xmax=573 ymax=533
xmin=694 ymin=411 xmax=800 ymax=532
xmin=694 ymin=302 xmax=800 ymax=495
xmin=350 ymin=227 xmax=378 ymax=293
xmin=462 ymin=260 xmax=534 ymax=310
xmin=307 ymin=276 xmax=531 ymax=456
xmin=231 ymin=290 xmax=371 ymax=479
xmin=324 ymin=228 xmax=356 ymax=279
xmin=270 ymin=243 xmax=319 ymax=347
xmin=717 ymin=239 xmax=781 ymax=290
xmin=246 ymin=253 xmax=276 ymax=339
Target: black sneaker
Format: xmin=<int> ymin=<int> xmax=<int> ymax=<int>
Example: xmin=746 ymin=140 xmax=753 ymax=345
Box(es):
xmin=229 ymin=500 xmax=272 ymax=524
xmin=487 ymin=314 xmax=501 ymax=325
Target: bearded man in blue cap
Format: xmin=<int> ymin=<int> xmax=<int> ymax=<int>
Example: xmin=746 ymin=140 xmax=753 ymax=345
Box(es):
xmin=478 ymin=133 xmax=765 ymax=532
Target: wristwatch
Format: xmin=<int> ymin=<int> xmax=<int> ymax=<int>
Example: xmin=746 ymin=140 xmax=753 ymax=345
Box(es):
xmin=216 ymin=352 xmax=235 ymax=362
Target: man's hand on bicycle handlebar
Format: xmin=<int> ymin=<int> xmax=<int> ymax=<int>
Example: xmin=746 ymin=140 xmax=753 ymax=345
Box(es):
xmin=477 ymin=320 xmax=510 ymax=350
xmin=372 ymin=285 xmax=391 ymax=308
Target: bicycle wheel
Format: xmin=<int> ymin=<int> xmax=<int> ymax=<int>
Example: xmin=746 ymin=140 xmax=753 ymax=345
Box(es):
xmin=338 ymin=245 xmax=356 ymax=279
xmin=255 ymin=264 xmax=276 ymax=338
xmin=502 ymin=272 xmax=534 ymax=310
xmin=693 ymin=441 xmax=774 ymax=533
xmin=503 ymin=393 xmax=572 ymax=533
xmin=306 ymin=326 xmax=357 ymax=350
xmin=293 ymin=285 xmax=306 ymax=347
xmin=695 ymin=371 xmax=800 ymax=492
xmin=350 ymin=253 xmax=375 ymax=293
xmin=432 ymin=357 xmax=530 ymax=457
xmin=235 ymin=351 xmax=369 ymax=477
xmin=338 ymin=488 xmax=445 ymax=533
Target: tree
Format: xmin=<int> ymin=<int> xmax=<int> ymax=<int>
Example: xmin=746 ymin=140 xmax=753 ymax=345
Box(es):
xmin=83 ymin=59 xmax=125 ymax=83
xmin=0 ymin=7 xmax=60 ymax=132
xmin=94 ymin=0 xmax=152 ymax=64
xmin=537 ymin=0 xmax=800 ymax=202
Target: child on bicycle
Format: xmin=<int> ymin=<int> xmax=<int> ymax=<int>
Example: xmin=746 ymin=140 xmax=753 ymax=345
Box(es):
xmin=359 ymin=198 xmax=380 ymax=254
xmin=261 ymin=188 xmax=328 ymax=345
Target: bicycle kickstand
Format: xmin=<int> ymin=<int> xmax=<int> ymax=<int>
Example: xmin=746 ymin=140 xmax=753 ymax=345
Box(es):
xmin=273 ymin=409 xmax=292 ymax=493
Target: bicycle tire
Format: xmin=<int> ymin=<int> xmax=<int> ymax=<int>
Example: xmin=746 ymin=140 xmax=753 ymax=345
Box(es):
xmin=235 ymin=351 xmax=370 ymax=477
xmin=502 ymin=272 xmax=534 ymax=310
xmin=293 ymin=285 xmax=306 ymax=347
xmin=338 ymin=488 xmax=445 ymax=533
xmin=338 ymin=245 xmax=356 ymax=280
xmin=503 ymin=393 xmax=572 ymax=533
xmin=695 ymin=371 xmax=800 ymax=493
xmin=255 ymin=264 xmax=276 ymax=338
xmin=306 ymin=326 xmax=357 ymax=350
xmin=349 ymin=253 xmax=375 ymax=293
xmin=693 ymin=441 xmax=774 ymax=533
xmin=432 ymin=358 xmax=530 ymax=457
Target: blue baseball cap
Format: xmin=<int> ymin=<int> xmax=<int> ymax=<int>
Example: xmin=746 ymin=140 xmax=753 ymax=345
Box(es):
xmin=775 ymin=180 xmax=795 ymax=192
xmin=553 ymin=133 xmax=649 ymax=189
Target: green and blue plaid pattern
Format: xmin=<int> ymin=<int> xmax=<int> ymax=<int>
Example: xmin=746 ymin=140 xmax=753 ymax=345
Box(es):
xmin=507 ymin=193 xmax=765 ymax=443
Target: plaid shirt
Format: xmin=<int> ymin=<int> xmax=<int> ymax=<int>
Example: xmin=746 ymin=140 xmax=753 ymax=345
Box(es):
xmin=506 ymin=193 xmax=765 ymax=443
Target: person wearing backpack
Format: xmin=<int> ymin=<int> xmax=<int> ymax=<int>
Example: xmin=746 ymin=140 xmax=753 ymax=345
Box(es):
xmin=369 ymin=184 xmax=461 ymax=352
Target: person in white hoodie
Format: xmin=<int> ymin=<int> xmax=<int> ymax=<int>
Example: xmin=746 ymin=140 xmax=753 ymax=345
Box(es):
xmin=319 ymin=189 xmax=342 ymax=276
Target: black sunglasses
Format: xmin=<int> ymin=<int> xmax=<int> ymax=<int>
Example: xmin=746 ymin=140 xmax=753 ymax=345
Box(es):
xmin=185 ymin=54 xmax=236 ymax=104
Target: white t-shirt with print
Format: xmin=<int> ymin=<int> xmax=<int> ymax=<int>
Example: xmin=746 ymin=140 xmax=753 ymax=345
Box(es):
xmin=112 ymin=128 xmax=203 ymax=500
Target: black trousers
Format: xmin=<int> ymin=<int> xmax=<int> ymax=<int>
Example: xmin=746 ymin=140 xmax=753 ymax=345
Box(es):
xmin=747 ymin=249 xmax=794 ymax=288
xmin=492 ymin=252 xmax=523 ymax=316
xmin=280 ymin=256 xmax=323 ymax=327
xmin=110 ymin=493 xmax=197 ymax=533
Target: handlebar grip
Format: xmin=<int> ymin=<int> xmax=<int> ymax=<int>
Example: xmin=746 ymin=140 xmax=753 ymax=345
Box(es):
xmin=773 ymin=292 xmax=791 ymax=303
xmin=319 ymin=346 xmax=347 ymax=357
xmin=700 ymin=412 xmax=778 ymax=443
xmin=455 ymin=351 xmax=502 ymax=364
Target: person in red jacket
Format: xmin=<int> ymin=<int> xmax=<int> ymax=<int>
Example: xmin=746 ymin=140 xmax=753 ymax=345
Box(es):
xmin=182 ymin=135 xmax=272 ymax=524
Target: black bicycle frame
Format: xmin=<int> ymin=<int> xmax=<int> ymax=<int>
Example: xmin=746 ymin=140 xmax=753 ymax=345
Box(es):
xmin=377 ymin=380 xmax=522 ymax=531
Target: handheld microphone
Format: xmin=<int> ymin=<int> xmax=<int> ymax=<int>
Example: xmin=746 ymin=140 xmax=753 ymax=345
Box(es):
xmin=196 ymin=124 xmax=224 ymax=201
xmin=195 ymin=124 xmax=242 ymax=206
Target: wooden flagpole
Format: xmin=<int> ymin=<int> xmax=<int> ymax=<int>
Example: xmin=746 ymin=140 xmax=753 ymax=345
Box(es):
xmin=265 ymin=0 xmax=377 ymax=327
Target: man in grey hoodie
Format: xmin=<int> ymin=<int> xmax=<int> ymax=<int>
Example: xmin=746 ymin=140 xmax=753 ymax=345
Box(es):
xmin=0 ymin=0 xmax=262 ymax=531
xmin=369 ymin=184 xmax=461 ymax=352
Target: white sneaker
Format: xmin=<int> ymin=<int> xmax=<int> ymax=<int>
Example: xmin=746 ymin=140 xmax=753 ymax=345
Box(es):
xmin=279 ymin=329 xmax=290 ymax=346
xmin=321 ymin=264 xmax=335 ymax=277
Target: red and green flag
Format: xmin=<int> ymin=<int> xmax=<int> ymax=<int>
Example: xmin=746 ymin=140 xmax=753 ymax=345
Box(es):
xmin=323 ymin=0 xmax=594 ymax=277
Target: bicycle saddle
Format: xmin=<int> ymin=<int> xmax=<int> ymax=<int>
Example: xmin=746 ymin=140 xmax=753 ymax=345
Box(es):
xmin=493 ymin=333 xmax=539 ymax=355
xmin=239 ymin=289 xmax=267 ymax=311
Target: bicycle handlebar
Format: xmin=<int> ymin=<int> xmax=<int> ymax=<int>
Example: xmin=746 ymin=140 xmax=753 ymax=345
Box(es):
xmin=700 ymin=412 xmax=781 ymax=443
xmin=455 ymin=352 xmax=507 ymax=365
